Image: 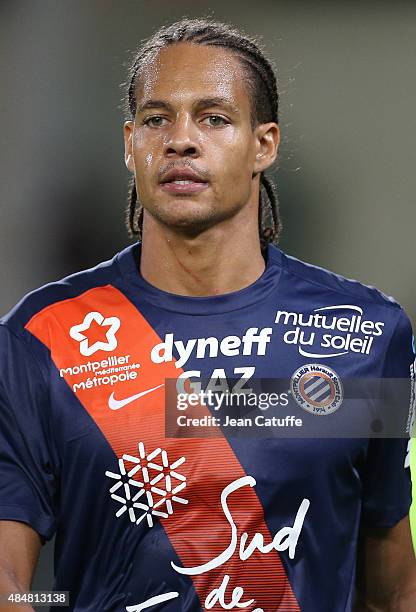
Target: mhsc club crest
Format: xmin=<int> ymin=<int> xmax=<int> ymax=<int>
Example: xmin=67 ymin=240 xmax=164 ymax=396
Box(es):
xmin=290 ymin=363 xmax=343 ymax=415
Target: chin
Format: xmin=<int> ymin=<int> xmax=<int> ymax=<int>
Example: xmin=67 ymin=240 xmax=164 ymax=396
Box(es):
xmin=154 ymin=201 xmax=219 ymax=230
xmin=165 ymin=216 xmax=218 ymax=236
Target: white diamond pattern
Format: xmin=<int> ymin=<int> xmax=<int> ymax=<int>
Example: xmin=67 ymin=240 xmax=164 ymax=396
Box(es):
xmin=105 ymin=442 xmax=188 ymax=527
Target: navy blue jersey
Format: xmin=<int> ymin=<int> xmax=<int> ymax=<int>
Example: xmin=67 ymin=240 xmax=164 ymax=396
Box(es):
xmin=0 ymin=243 xmax=413 ymax=612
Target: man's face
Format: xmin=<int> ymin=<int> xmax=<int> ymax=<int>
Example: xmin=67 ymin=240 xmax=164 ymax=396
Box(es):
xmin=124 ymin=42 xmax=278 ymax=235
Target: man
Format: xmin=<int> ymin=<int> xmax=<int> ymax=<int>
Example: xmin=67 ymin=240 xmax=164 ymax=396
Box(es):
xmin=0 ymin=18 xmax=415 ymax=612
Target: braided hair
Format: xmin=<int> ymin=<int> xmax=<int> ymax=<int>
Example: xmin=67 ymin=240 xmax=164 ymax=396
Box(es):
xmin=124 ymin=18 xmax=282 ymax=249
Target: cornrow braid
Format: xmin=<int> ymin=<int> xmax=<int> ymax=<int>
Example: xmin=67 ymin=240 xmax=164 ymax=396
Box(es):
xmin=123 ymin=18 xmax=282 ymax=247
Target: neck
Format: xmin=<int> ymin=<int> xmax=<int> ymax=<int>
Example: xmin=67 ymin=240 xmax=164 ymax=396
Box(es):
xmin=139 ymin=207 xmax=266 ymax=297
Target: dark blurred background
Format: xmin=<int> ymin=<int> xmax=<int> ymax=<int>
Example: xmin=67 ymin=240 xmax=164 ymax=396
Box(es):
xmin=1 ymin=0 xmax=415 ymax=604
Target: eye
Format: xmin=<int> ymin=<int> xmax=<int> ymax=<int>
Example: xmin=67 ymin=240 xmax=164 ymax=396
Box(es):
xmin=143 ymin=116 xmax=168 ymax=128
xmin=201 ymin=115 xmax=229 ymax=127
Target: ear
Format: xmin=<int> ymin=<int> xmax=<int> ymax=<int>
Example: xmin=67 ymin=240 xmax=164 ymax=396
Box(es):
xmin=253 ymin=122 xmax=280 ymax=174
xmin=123 ymin=120 xmax=135 ymax=173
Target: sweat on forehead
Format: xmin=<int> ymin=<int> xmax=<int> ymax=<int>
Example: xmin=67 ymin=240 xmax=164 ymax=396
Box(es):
xmin=132 ymin=43 xmax=255 ymax=121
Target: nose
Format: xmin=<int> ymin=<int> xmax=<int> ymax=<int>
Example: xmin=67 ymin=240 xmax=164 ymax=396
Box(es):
xmin=163 ymin=114 xmax=200 ymax=158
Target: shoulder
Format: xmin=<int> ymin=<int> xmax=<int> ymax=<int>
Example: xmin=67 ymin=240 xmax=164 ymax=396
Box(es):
xmin=268 ymin=245 xmax=413 ymax=358
xmin=269 ymin=244 xmax=403 ymax=313
xmin=268 ymin=246 xmax=414 ymax=374
xmin=0 ymin=245 xmax=134 ymax=338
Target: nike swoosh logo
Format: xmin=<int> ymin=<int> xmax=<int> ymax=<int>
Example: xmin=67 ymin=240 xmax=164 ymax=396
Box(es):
xmin=108 ymin=383 xmax=164 ymax=410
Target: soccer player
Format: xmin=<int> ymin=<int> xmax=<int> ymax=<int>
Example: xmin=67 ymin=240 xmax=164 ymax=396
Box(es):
xmin=0 ymin=18 xmax=415 ymax=612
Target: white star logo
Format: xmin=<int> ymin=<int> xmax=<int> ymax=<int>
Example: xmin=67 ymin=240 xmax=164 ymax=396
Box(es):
xmin=69 ymin=311 xmax=121 ymax=356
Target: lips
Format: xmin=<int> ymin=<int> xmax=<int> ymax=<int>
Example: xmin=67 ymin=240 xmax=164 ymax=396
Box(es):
xmin=159 ymin=167 xmax=209 ymax=195
xmin=160 ymin=168 xmax=208 ymax=184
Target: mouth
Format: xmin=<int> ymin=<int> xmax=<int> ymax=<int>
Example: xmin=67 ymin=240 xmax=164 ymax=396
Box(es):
xmin=159 ymin=169 xmax=209 ymax=195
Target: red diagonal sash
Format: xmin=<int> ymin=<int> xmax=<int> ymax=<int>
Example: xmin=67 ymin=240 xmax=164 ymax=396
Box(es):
xmin=26 ymin=285 xmax=299 ymax=611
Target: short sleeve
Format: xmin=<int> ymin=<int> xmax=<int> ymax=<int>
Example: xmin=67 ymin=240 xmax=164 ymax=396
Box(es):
xmin=360 ymin=308 xmax=414 ymax=528
xmin=0 ymin=324 xmax=58 ymax=542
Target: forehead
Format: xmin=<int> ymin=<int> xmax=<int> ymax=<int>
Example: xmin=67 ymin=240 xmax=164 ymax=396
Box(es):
xmin=136 ymin=42 xmax=250 ymax=111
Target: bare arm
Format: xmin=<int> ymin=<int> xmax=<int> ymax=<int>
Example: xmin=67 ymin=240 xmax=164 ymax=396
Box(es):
xmin=354 ymin=514 xmax=416 ymax=611
xmin=0 ymin=521 xmax=41 ymax=612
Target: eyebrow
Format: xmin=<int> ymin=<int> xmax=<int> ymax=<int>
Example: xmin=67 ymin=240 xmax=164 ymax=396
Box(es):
xmin=137 ymin=97 xmax=240 ymax=115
